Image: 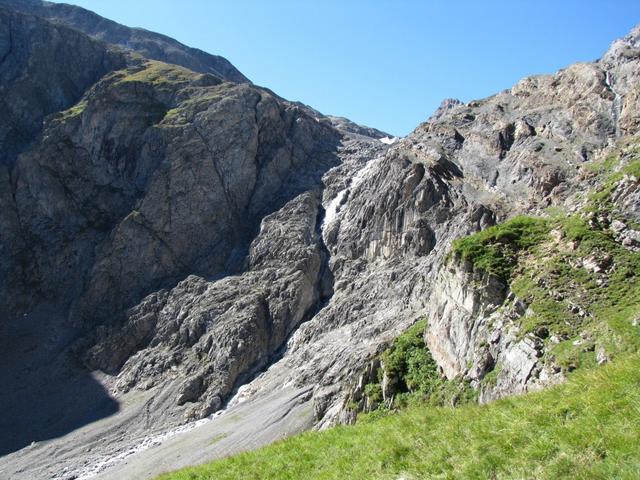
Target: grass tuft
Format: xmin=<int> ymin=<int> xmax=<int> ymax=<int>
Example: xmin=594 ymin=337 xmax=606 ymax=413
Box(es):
xmin=117 ymin=60 xmax=195 ymax=86
xmin=450 ymin=216 xmax=550 ymax=282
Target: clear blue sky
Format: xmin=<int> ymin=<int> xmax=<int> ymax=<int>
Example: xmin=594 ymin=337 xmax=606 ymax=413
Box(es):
xmin=51 ymin=1 xmax=640 ymax=136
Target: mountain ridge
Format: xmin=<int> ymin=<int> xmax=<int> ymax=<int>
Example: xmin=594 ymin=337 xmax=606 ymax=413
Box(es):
xmin=0 ymin=0 xmax=250 ymax=83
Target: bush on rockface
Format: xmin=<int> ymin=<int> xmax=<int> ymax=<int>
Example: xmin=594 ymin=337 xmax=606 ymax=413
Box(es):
xmin=451 ymin=215 xmax=550 ymax=282
xmin=380 ymin=320 xmax=441 ymax=395
xmin=358 ymin=320 xmax=476 ymax=416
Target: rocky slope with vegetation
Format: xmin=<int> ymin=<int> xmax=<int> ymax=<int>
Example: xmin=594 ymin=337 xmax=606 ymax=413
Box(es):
xmin=0 ymin=1 xmax=639 ymax=478
xmin=158 ymin=135 xmax=640 ymax=480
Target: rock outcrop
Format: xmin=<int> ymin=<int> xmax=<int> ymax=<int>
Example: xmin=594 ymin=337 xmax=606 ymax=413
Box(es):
xmin=424 ymin=260 xmax=562 ymax=402
xmin=429 ymin=97 xmax=463 ymax=121
xmin=325 ymin=114 xmax=390 ymax=139
xmin=0 ymin=6 xmax=125 ymax=167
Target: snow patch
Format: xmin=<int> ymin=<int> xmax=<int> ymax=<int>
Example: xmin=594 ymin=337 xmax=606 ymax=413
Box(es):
xmin=226 ymin=383 xmax=254 ymax=408
xmin=605 ymin=71 xmax=622 ymax=138
xmin=322 ymin=189 xmax=348 ymax=228
xmin=379 ymin=136 xmax=398 ymax=145
xmin=321 ymin=158 xmax=380 ymax=239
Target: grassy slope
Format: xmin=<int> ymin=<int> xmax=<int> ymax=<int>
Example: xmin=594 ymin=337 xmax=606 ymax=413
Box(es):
xmin=158 ymin=354 xmax=640 ymax=480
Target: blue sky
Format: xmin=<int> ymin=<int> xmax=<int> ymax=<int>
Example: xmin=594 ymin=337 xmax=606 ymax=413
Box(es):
xmin=51 ymin=1 xmax=640 ymax=136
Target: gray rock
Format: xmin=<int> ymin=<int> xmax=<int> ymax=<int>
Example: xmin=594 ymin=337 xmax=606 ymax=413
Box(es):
xmin=0 ymin=6 xmax=125 ymax=317
xmin=325 ymin=115 xmax=391 ymax=139
xmin=429 ymin=98 xmax=464 ymax=121
xmin=422 ymin=260 xmax=562 ymax=403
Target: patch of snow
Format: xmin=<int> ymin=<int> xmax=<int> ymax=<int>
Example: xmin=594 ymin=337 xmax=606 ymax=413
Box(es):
xmin=322 ymin=189 xmax=348 ymax=228
xmin=379 ymin=136 xmax=398 ymax=145
xmin=226 ymin=383 xmax=254 ymax=408
xmin=321 ymin=158 xmax=380 ymax=239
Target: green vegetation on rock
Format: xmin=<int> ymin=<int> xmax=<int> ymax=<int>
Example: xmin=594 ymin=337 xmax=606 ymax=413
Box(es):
xmin=58 ymin=100 xmax=87 ymax=120
xmin=353 ymin=320 xmax=476 ymax=416
xmin=509 ymin=212 xmax=640 ymax=374
xmin=117 ymin=60 xmax=195 ymax=85
xmin=380 ymin=320 xmax=440 ymax=395
xmin=448 ymin=145 xmax=640 ymax=374
xmin=450 ymin=215 xmax=550 ymax=282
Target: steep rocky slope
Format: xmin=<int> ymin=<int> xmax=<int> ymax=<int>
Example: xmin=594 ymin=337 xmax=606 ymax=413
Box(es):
xmin=249 ymin=23 xmax=640 ymax=428
xmin=0 ymin=2 xmax=639 ymax=478
xmin=157 ymin=135 xmax=640 ymax=478
xmin=0 ymin=4 xmax=380 ymax=472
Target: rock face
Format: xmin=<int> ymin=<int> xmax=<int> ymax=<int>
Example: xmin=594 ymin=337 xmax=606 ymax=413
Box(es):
xmin=429 ymin=97 xmax=463 ymax=121
xmin=0 ymin=6 xmax=125 ymax=319
xmin=0 ymin=6 xmax=124 ymax=167
xmin=6 ymin=55 xmax=340 ymax=323
xmin=1 ymin=2 xmax=640 ymax=478
xmin=325 ymin=114 xmax=390 ymax=139
xmin=424 ymin=260 xmax=562 ymax=402
xmin=86 ymin=190 xmax=333 ymax=421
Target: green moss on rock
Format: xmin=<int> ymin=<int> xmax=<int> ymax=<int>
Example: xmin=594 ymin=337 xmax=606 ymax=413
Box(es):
xmin=117 ymin=60 xmax=195 ymax=86
xmin=450 ymin=215 xmax=550 ymax=282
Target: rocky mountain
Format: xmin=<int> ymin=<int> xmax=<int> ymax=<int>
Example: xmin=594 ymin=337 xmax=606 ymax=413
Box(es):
xmin=324 ymin=114 xmax=390 ymax=139
xmin=428 ymin=97 xmax=464 ymax=121
xmin=0 ymin=2 xmax=639 ymax=479
xmin=0 ymin=0 xmax=249 ymax=83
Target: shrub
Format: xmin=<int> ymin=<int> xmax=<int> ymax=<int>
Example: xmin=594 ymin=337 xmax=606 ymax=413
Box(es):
xmin=451 ymin=216 xmax=550 ymax=281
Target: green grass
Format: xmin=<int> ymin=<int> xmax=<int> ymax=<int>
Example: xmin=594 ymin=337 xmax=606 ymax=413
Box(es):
xmin=450 ymin=216 xmax=550 ymax=282
xmin=622 ymin=159 xmax=640 ymax=178
xmin=583 ymin=152 xmax=619 ymax=174
xmin=117 ymin=60 xmax=195 ymax=85
xmin=582 ymin=142 xmax=640 ymax=213
xmin=508 ymin=214 xmax=640 ymax=371
xmin=58 ymin=100 xmax=87 ymax=120
xmin=157 ymin=353 xmax=640 ymax=480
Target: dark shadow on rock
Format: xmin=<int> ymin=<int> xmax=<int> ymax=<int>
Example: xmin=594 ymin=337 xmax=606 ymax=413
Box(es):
xmin=0 ymin=306 xmax=119 ymax=456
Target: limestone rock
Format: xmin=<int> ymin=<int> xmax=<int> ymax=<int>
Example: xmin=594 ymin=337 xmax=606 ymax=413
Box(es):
xmin=429 ymin=98 xmax=464 ymax=121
